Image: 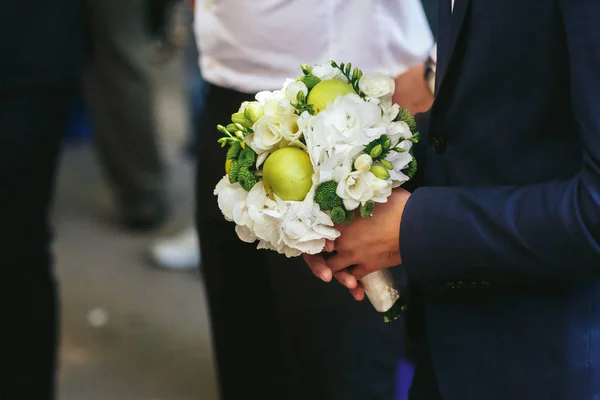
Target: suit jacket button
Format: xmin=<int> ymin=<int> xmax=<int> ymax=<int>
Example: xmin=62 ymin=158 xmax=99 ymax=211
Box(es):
xmin=429 ymin=135 xmax=447 ymax=154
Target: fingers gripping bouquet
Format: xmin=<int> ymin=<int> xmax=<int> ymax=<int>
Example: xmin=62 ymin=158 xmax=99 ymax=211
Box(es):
xmin=214 ymin=61 xmax=418 ymax=322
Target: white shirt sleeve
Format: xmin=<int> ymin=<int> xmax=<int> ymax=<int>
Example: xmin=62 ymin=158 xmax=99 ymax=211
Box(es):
xmin=380 ymin=0 xmax=435 ymax=77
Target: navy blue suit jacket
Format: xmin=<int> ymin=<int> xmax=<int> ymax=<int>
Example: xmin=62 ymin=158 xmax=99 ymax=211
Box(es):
xmin=402 ymin=0 xmax=600 ymax=398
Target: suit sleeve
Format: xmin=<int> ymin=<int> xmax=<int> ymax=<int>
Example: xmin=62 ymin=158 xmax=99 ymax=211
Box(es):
xmin=400 ymin=0 xmax=600 ymax=283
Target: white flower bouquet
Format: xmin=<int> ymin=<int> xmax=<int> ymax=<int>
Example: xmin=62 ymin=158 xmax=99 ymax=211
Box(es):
xmin=214 ymin=61 xmax=418 ymax=322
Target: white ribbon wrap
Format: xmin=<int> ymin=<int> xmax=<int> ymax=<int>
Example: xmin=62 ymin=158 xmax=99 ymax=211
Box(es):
xmin=359 ymin=269 xmax=400 ymax=313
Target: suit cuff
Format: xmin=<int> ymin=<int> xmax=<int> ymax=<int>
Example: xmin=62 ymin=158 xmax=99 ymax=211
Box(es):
xmin=399 ymin=186 xmax=462 ymax=282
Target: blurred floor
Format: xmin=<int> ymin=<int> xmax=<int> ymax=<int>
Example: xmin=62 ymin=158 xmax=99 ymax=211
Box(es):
xmin=52 ymin=51 xmax=218 ymax=400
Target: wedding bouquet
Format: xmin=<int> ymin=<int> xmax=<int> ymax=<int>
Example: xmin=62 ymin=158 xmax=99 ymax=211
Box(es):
xmin=214 ymin=61 xmax=418 ymax=322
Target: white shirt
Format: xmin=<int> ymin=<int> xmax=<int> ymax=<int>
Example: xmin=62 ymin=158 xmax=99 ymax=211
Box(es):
xmin=194 ymin=0 xmax=434 ymax=93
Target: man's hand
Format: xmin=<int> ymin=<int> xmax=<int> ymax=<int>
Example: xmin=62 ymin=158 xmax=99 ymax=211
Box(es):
xmin=393 ymin=64 xmax=434 ymax=114
xmin=304 ymin=189 xmax=411 ymax=300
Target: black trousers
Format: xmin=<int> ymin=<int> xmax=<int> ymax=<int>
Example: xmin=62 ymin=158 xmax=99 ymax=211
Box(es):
xmin=407 ymin=337 xmax=443 ymax=400
xmin=196 ymin=84 xmax=406 ymax=400
xmin=0 ymin=83 xmax=71 ymax=399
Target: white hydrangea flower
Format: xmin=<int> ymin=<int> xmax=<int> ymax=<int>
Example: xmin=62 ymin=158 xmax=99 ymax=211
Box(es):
xmin=243 ymin=182 xmax=339 ymax=257
xmin=214 ymin=177 xmax=249 ymax=222
xmin=311 ymin=94 xmax=382 ymax=152
xmin=214 ymin=177 xmax=257 ymax=243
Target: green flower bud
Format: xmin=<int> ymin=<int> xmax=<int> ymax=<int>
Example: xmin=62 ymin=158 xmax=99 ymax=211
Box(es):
xmin=226 ymin=123 xmax=237 ymax=133
xmin=217 ymin=124 xmax=230 ymax=136
xmin=409 ymin=131 xmax=421 ymax=143
xmin=243 ymin=102 xmax=264 ymax=124
xmin=231 ymin=112 xmax=253 ymax=128
xmin=370 ymin=165 xmax=390 ymax=180
xmin=234 ymin=122 xmax=247 ymax=132
xmin=235 ymin=130 xmax=245 ymax=140
xmin=394 ymin=146 xmax=406 ymax=153
xmin=359 ymin=201 xmax=375 ymax=219
xmin=330 ymin=207 xmax=348 ymax=225
xmin=354 ymin=69 xmax=363 ymax=82
xmin=380 ymin=159 xmax=393 ymax=170
xmin=296 ymin=90 xmax=306 ymax=103
xmin=383 ymin=139 xmax=391 ymax=149
xmin=369 ymin=144 xmax=383 ymax=159
xmin=300 ymin=64 xmax=313 ymax=75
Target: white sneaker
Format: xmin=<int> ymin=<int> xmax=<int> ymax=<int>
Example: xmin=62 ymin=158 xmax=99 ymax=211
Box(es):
xmin=150 ymin=227 xmax=201 ymax=270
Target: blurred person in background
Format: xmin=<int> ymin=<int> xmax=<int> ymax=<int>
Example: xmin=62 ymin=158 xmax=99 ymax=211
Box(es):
xmin=193 ymin=1 xmax=434 ymax=399
xmin=83 ymin=0 xmax=179 ymax=231
xmin=0 ymin=1 xmax=85 ymax=399
xmin=150 ymin=0 xmax=207 ymax=270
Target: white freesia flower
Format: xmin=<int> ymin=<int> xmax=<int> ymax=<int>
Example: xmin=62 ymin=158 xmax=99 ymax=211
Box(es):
xmin=275 ymin=100 xmax=295 ymax=117
xmin=255 ymin=90 xmax=295 ymax=119
xmin=255 ymin=90 xmax=285 ymax=106
xmin=359 ymin=73 xmax=395 ymax=103
xmin=354 ymin=153 xmax=373 ymax=172
xmin=378 ymin=93 xmax=393 ymax=108
xmin=366 ymin=172 xmax=392 ymax=203
xmin=279 ymin=114 xmax=302 ymax=142
xmin=334 ymin=161 xmax=392 ymax=210
xmin=237 ymin=101 xmax=264 ymax=123
xmin=283 ymin=79 xmax=308 ymax=103
xmin=311 ymin=64 xmax=347 ymax=82
xmin=248 ymin=115 xmax=283 ymax=154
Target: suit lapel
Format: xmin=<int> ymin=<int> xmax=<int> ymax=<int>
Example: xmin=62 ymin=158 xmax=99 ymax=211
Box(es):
xmin=435 ymin=0 xmax=472 ymax=95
